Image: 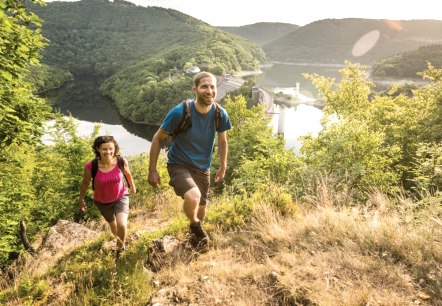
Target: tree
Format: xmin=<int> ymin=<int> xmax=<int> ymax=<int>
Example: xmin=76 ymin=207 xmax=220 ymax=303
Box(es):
xmin=213 ymin=95 xmax=303 ymax=195
xmin=0 ymin=0 xmax=50 ymax=150
xmin=0 ymin=0 xmax=50 ymax=266
xmin=302 ymin=63 xmax=401 ymax=196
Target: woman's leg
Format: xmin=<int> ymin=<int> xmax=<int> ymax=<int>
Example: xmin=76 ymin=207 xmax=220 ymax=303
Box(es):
xmin=108 ymin=219 xmax=118 ymax=237
xmin=115 ymin=212 xmax=128 ymax=249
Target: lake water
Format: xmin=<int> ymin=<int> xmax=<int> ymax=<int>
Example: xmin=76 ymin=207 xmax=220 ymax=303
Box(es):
xmin=44 ymin=64 xmax=342 ymax=156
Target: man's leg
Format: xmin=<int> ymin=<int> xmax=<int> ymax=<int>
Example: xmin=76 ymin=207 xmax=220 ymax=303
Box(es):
xmin=183 ymin=186 xmax=201 ymax=223
xmin=168 ymin=165 xmax=209 ymax=250
xmin=197 ymin=203 xmax=207 ymax=222
xmin=184 ymin=187 xmax=210 ymax=250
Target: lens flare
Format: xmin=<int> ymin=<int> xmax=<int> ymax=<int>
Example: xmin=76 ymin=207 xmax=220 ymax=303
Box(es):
xmin=352 ymin=30 xmax=380 ymax=57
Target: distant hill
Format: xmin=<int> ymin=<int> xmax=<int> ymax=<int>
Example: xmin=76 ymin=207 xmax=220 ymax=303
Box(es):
xmin=28 ymin=0 xmax=267 ymax=76
xmin=371 ymin=44 xmax=442 ymax=78
xmin=263 ymin=18 xmax=442 ymax=65
xmin=218 ymin=22 xmax=299 ymax=46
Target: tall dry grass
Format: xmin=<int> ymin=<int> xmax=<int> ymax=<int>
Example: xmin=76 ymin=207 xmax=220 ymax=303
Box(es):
xmin=145 ymin=182 xmax=442 ymax=305
xmin=1 ymin=181 xmax=441 ymax=305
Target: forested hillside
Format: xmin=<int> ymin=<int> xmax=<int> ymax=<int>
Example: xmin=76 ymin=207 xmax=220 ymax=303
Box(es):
xmin=218 ymin=22 xmax=299 ymax=45
xmin=28 ymin=0 xmax=267 ymax=123
xmin=29 ymin=0 xmax=267 ymax=76
xmin=100 ymin=35 xmax=267 ymax=124
xmin=263 ymin=18 xmax=442 ymax=64
xmin=371 ymin=44 xmax=442 ymax=78
xmin=29 ymin=0 xmax=201 ymax=75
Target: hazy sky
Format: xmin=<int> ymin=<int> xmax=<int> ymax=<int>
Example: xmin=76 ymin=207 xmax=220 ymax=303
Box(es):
xmin=44 ymin=0 xmax=441 ymax=27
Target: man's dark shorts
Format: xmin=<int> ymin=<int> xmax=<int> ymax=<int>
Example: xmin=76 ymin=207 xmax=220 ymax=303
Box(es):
xmin=167 ymin=164 xmax=210 ymax=205
xmin=94 ymin=195 xmax=129 ymax=223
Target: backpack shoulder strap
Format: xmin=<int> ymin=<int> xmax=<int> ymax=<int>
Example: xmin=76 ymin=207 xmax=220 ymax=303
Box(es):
xmin=172 ymin=99 xmax=192 ymax=137
xmin=117 ymin=156 xmax=130 ymax=187
xmin=91 ymin=158 xmax=98 ymax=190
xmin=214 ymin=102 xmax=223 ymax=132
xmin=117 ymin=156 xmax=124 ymax=171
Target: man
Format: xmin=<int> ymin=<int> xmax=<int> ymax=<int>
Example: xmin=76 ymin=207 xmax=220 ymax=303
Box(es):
xmin=148 ymin=71 xmax=232 ymax=250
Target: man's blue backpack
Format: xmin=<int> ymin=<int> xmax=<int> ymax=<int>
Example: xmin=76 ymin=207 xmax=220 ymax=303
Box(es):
xmin=91 ymin=156 xmax=129 ymax=190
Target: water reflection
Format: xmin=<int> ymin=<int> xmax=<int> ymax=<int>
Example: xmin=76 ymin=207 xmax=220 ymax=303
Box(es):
xmin=42 ymin=64 xmax=339 ymax=156
xmin=41 ymin=76 xmax=157 ymax=156
xmin=119 ymin=115 xmax=159 ymax=142
xmin=42 ymin=77 xmax=122 ymax=124
xmin=270 ymin=94 xmax=323 ymax=153
xmin=257 ymin=63 xmax=342 ymax=98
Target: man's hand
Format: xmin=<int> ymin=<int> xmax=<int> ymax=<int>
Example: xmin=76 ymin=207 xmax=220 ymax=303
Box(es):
xmin=214 ymin=168 xmax=226 ymax=183
xmin=148 ymin=170 xmax=161 ymax=188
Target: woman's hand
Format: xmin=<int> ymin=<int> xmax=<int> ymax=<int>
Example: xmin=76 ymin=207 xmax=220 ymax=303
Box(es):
xmin=79 ymin=200 xmax=88 ymax=212
xmin=129 ymin=186 xmax=137 ymax=195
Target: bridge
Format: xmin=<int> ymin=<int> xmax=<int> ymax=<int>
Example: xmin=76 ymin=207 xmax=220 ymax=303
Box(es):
xmin=252 ymin=83 xmax=325 ymax=112
xmin=216 ymin=74 xmax=325 ymax=136
xmin=252 ymin=84 xmax=325 ymax=136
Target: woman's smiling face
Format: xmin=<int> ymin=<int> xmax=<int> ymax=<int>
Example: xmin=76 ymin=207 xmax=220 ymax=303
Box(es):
xmin=98 ymin=142 xmax=115 ymax=159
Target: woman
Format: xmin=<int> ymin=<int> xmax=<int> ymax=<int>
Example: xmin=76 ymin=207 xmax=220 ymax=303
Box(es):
xmin=78 ymin=136 xmax=136 ymax=252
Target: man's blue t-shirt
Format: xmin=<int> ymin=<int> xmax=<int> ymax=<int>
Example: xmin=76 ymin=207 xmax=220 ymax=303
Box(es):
xmin=161 ymin=100 xmax=232 ymax=170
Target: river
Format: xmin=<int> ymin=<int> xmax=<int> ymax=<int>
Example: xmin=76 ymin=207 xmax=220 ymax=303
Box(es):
xmin=43 ymin=64 xmax=342 ymax=156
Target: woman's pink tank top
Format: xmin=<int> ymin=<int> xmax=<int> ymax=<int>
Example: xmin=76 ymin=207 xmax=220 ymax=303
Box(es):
xmin=85 ymin=160 xmax=126 ymax=204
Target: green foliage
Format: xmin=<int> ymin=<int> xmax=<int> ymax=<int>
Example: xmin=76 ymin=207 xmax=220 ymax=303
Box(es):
xmin=410 ymin=143 xmax=442 ymax=196
xmin=0 ymin=0 xmax=51 ymax=149
xmin=29 ymin=0 xmax=203 ymax=75
xmin=302 ymin=62 xmax=442 ymax=197
xmin=0 ymin=110 xmax=158 ymax=268
xmin=31 ymin=115 xmax=98 ymax=226
xmin=26 ymin=64 xmax=73 ymax=93
xmin=29 ymin=0 xmax=267 ymax=76
xmin=418 ymin=61 xmax=442 ymax=81
xmin=27 ymin=0 xmax=267 ymax=124
xmin=45 ymin=236 xmax=152 ymax=305
xmin=249 ymin=184 xmax=301 ymax=217
xmin=302 ymin=63 xmax=402 ymax=196
xmin=128 ymin=153 xmax=170 ymax=209
xmin=208 ymin=195 xmax=253 ymax=231
xmin=101 ymin=37 xmax=266 ymax=124
xmin=0 ymin=115 xmax=97 ymax=266
xmin=0 ymin=142 xmax=39 ymax=265
xmin=18 ymin=278 xmax=50 ymax=303
xmin=208 ymin=185 xmax=300 ymax=232
xmin=100 ymin=60 xmax=194 ymax=124
xmin=211 ymin=95 xmax=304 ymax=196
xmin=0 ymin=0 xmax=54 ymax=265
xmin=372 ymin=44 xmax=442 ymax=79
xmin=302 ymin=120 xmax=400 ymax=195
xmin=383 ymin=65 xmax=442 ymax=188
xmin=220 ymin=79 xmax=257 ymax=108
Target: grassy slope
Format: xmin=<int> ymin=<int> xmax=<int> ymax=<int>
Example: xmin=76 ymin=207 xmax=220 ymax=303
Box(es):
xmin=1 ymin=186 xmax=441 ymax=305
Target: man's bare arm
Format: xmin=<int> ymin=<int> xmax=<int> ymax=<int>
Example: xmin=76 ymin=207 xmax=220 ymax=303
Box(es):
xmin=148 ymin=128 xmax=169 ymax=187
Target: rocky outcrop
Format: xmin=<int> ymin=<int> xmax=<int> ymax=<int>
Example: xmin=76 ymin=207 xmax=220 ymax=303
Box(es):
xmin=145 ymin=235 xmax=192 ymax=273
xmin=28 ymin=220 xmax=99 ymax=275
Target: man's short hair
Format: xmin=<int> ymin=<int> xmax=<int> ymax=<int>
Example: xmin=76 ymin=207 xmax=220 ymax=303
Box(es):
xmin=193 ymin=71 xmax=216 ymax=87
